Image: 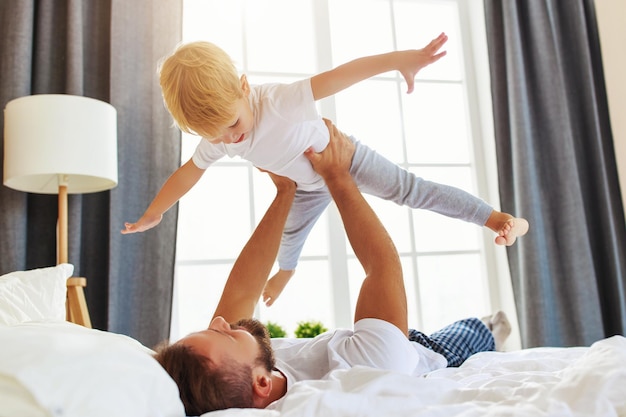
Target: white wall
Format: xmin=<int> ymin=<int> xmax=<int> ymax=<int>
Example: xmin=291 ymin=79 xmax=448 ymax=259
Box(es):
xmin=595 ymin=0 xmax=626 ymax=211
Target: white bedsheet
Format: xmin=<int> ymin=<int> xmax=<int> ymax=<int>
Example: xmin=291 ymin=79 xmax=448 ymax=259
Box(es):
xmin=205 ymin=335 xmax=626 ymax=417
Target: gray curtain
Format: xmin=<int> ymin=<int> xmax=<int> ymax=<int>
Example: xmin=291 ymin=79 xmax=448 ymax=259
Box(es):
xmin=483 ymin=0 xmax=626 ymax=347
xmin=0 ymin=0 xmax=182 ymax=348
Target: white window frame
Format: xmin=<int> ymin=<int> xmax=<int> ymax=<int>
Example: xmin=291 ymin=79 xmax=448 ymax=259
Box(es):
xmin=173 ymin=0 xmax=521 ymax=349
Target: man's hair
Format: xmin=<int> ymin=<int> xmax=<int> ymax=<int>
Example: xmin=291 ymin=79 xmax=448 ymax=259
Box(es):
xmin=158 ymin=41 xmax=243 ymax=139
xmin=153 ymin=342 xmax=254 ymax=415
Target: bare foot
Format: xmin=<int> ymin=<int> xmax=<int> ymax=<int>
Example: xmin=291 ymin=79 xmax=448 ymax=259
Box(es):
xmin=482 ymin=311 xmax=512 ymax=351
xmin=494 ymin=217 xmax=529 ymax=246
xmin=485 ymin=211 xmax=529 ymax=246
xmin=262 ymin=269 xmax=295 ymax=307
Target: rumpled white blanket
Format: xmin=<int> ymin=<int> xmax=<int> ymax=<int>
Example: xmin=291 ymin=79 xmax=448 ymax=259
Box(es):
xmin=205 ymin=335 xmax=626 ymax=417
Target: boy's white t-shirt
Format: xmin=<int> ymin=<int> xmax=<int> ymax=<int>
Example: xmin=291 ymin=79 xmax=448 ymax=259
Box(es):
xmin=271 ymin=318 xmax=447 ymax=390
xmin=192 ymin=79 xmax=330 ymax=191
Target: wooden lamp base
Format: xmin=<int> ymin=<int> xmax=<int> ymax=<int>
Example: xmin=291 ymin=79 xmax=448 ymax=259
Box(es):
xmin=58 ymin=183 xmax=92 ymax=328
xmin=66 ymin=277 xmax=92 ymax=327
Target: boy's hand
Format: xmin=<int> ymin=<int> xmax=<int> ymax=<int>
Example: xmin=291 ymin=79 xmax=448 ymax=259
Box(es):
xmin=304 ymin=118 xmax=355 ymax=182
xmin=400 ymin=32 xmax=448 ymax=94
xmin=121 ymin=214 xmax=163 ymax=234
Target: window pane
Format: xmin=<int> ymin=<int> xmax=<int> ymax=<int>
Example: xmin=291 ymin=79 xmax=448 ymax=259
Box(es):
xmin=335 ymin=79 xmax=404 ymax=162
xmin=412 ymin=209 xmax=482 ymax=252
xmin=417 ymin=254 xmax=489 ymax=334
xmin=403 ymin=83 xmax=471 ymax=164
xmin=176 ymin=165 xmax=252 ymax=261
xmin=171 ymin=263 xmax=231 ymax=341
xmin=401 ymin=257 xmax=421 ymax=331
xmin=182 ymin=0 xmax=244 ymax=66
xmin=393 ymin=0 xmax=463 ymax=81
xmin=244 ymin=0 xmax=316 ymax=73
xmin=258 ymin=260 xmax=334 ymax=336
xmin=329 ymin=0 xmax=395 ymax=63
xmin=347 ymin=258 xmax=362 ymax=318
xmin=300 ymin=212 xmax=330 ymax=257
xmin=362 ymin=196 xmax=414 ymax=253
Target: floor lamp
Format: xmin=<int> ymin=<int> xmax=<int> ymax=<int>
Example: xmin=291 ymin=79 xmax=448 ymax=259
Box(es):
xmin=3 ymin=94 xmax=118 ymax=328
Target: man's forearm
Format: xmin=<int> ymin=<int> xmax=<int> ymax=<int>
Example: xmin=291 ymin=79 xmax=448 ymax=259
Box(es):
xmin=308 ymin=119 xmax=408 ymax=333
xmin=213 ymin=182 xmax=296 ymax=322
xmin=325 ymin=174 xmax=400 ymax=277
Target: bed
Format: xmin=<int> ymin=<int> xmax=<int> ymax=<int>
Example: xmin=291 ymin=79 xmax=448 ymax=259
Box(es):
xmin=1 ymin=264 xmax=625 ymax=417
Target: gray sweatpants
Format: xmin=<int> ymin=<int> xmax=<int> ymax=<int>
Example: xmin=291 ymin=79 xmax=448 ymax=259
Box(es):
xmin=277 ymin=137 xmax=494 ymax=270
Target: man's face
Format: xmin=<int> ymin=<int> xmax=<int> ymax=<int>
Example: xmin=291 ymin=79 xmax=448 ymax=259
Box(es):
xmin=179 ymin=316 xmax=274 ymax=371
xmin=235 ymin=318 xmax=275 ymax=372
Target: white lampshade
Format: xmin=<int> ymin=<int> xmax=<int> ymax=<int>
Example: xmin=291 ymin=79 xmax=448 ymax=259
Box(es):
xmin=3 ymin=94 xmax=118 ymax=194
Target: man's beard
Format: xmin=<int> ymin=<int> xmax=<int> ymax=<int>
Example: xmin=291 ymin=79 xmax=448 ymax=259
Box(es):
xmin=233 ymin=318 xmax=276 ymax=372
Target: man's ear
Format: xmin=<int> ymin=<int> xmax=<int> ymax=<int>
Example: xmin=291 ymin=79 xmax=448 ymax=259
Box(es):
xmin=252 ymin=369 xmax=272 ymax=401
xmin=240 ymin=74 xmax=250 ymax=96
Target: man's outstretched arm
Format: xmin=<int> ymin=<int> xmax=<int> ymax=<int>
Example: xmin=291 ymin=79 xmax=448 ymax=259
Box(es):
xmin=304 ymin=119 xmax=408 ymax=335
xmin=212 ymin=173 xmax=296 ymax=324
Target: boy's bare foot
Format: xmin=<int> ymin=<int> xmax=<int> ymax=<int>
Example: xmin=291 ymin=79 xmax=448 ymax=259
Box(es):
xmin=481 ymin=311 xmax=512 ymax=351
xmin=485 ymin=211 xmax=529 ymax=246
xmin=262 ymin=269 xmax=295 ymax=307
xmin=495 ymin=217 xmax=529 ymax=246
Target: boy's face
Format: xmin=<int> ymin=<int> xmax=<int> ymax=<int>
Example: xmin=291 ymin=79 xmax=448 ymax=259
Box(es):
xmin=206 ymin=76 xmax=254 ymax=145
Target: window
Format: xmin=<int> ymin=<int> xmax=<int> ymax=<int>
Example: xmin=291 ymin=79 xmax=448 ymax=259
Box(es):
xmin=171 ymin=0 xmax=514 ymax=341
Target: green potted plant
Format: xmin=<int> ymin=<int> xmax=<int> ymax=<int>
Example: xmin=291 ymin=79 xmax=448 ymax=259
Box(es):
xmin=264 ymin=321 xmax=287 ymax=338
xmin=294 ymin=320 xmax=328 ymax=338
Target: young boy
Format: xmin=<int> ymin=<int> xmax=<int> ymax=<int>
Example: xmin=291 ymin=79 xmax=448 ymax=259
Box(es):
xmin=122 ymin=33 xmax=529 ymax=306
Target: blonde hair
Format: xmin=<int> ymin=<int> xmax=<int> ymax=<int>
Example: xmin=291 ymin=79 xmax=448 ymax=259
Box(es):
xmin=158 ymin=41 xmax=243 ymax=138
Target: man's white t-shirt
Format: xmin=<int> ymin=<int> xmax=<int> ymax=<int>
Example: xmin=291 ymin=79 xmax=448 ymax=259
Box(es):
xmin=271 ymin=318 xmax=447 ymax=390
xmin=192 ymin=79 xmax=330 ymax=191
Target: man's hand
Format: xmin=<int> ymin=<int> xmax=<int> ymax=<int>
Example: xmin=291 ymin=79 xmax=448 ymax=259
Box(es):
xmin=257 ymin=167 xmax=297 ymax=195
xmin=304 ymin=118 xmax=355 ymax=182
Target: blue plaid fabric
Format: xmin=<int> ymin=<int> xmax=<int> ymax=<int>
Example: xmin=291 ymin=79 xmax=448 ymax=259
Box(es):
xmin=408 ymin=318 xmax=495 ymax=367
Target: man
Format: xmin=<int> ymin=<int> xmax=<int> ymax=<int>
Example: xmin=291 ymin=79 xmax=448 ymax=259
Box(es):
xmin=154 ymin=119 xmax=511 ymax=415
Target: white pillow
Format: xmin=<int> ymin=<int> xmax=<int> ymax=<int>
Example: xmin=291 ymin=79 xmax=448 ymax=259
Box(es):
xmin=0 ymin=374 xmax=48 ymax=417
xmin=0 ymin=320 xmax=185 ymax=417
xmin=0 ymin=264 xmax=72 ymax=325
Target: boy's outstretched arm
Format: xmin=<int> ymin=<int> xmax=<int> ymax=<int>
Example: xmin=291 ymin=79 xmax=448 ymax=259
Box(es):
xmin=121 ymin=158 xmax=205 ymax=234
xmin=310 ymin=32 xmax=448 ymax=100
